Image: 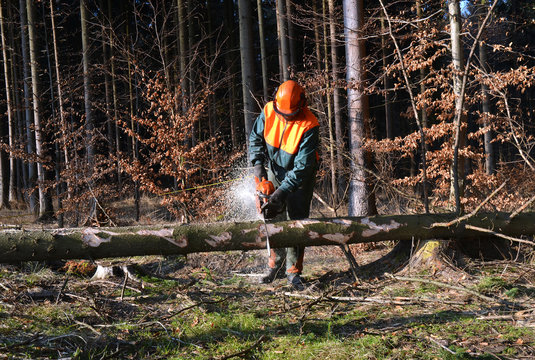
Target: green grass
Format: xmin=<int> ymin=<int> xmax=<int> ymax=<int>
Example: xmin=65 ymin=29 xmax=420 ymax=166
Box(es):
xmin=1 ymin=258 xmax=534 ymax=359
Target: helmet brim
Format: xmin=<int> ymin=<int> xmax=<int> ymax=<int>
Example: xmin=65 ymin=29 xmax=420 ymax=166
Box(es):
xmin=273 ymin=102 xmax=301 ymax=117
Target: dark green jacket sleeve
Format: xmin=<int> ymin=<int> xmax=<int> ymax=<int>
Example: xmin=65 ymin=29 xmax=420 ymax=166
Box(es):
xmin=248 ymin=111 xmax=266 ymax=167
xmin=278 ymin=126 xmax=319 ymax=193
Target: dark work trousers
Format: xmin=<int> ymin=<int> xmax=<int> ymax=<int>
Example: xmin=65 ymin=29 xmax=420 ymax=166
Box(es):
xmin=266 ymin=166 xmax=316 ymax=275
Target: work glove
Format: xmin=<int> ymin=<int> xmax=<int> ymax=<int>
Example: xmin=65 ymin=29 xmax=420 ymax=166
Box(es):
xmin=253 ymin=164 xmax=268 ymax=183
xmin=261 ymin=188 xmax=287 ymax=219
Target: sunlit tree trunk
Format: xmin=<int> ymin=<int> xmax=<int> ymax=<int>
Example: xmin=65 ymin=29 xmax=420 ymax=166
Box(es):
xmin=50 ymin=0 xmax=70 ymax=197
xmin=41 ymin=0 xmax=60 ymax=222
xmin=238 ymin=0 xmax=256 ymax=146
xmin=343 ymin=0 xmax=376 ymax=217
xmin=448 ymin=0 xmax=466 ymax=212
xmin=27 ymin=0 xmax=50 ymax=217
xmin=380 ymin=17 xmax=393 ymax=139
xmin=0 ymin=0 xmax=14 ymax=208
xmin=322 ymin=0 xmax=337 ymax=207
xmin=257 ymin=0 xmax=269 ymax=102
xmin=276 ymin=0 xmax=289 ymax=81
xmin=19 ymin=0 xmax=37 ymax=212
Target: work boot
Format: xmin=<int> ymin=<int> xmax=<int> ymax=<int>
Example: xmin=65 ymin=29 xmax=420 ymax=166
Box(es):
xmin=287 ymin=273 xmax=305 ymax=291
xmin=259 ymin=266 xmax=285 ymax=284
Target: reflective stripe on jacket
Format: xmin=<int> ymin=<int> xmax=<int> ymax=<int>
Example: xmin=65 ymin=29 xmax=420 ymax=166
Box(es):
xmin=249 ymin=101 xmax=319 ymax=193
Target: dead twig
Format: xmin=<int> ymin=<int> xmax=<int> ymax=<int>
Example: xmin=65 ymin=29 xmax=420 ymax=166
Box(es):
xmin=55 ymin=275 xmax=69 ymax=305
xmin=510 ymin=194 xmax=535 ymax=220
xmin=385 ymin=273 xmax=517 ymax=307
xmin=283 ymin=292 xmax=468 ymax=305
xmin=464 ymin=224 xmax=535 ymax=246
xmin=0 ymin=282 xmax=10 ymax=291
xmin=120 ymin=271 xmax=128 ymax=300
xmin=427 ymin=336 xmax=455 ymax=354
xmin=160 ymin=297 xmax=228 ymax=321
xmin=339 ymin=244 xmax=359 ymax=282
xmin=210 ymin=335 xmax=265 ymax=360
xmin=431 ymin=181 xmax=507 ymax=228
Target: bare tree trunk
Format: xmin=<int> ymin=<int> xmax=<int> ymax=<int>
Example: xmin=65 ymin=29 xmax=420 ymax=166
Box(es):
xmin=81 ymin=0 xmax=96 ymax=220
xmin=479 ymin=0 xmax=494 ymax=175
xmin=285 ymin=0 xmax=296 ymax=69
xmin=41 ymin=0 xmax=60 ymax=221
xmin=322 ymin=0 xmax=337 ymax=208
xmin=312 ymin=0 xmax=322 ymax=73
xmin=50 ymin=0 xmax=70 ymax=198
xmin=329 ymin=0 xmax=344 ymax=184
xmin=257 ymin=0 xmax=269 ymax=102
xmin=238 ymin=0 xmax=256 ymax=146
xmin=19 ymin=0 xmax=37 ymax=212
xmin=101 ymin=0 xmax=114 ymax=161
xmin=276 ymin=0 xmax=290 ymax=81
xmin=448 ymin=0 xmax=466 ymax=213
xmin=343 ymin=0 xmax=376 ymax=216
xmin=416 ymin=0 xmax=428 ymax=129
xmin=7 ymin=2 xmax=23 ymax=202
xmin=380 ymin=17 xmax=393 ymax=139
xmin=224 ymin=0 xmax=238 ymax=148
xmin=27 ymin=0 xmax=49 ymax=218
xmin=108 ymin=0 xmax=121 ymax=189
xmin=0 ymin=0 xmax=13 ymax=208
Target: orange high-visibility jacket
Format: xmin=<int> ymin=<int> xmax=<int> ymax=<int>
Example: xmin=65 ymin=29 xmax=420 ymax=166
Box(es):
xmin=249 ymin=101 xmax=319 ymax=193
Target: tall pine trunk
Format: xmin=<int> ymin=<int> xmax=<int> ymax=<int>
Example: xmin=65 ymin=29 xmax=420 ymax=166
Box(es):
xmin=81 ymin=0 xmax=96 ymax=220
xmin=448 ymin=0 xmax=466 ymax=213
xmin=224 ymin=0 xmax=238 ymax=148
xmin=238 ymin=0 xmax=256 ymax=146
xmin=257 ymin=0 xmax=268 ymax=102
xmin=322 ymin=0 xmax=337 ymax=207
xmin=276 ymin=0 xmax=289 ymax=81
xmin=479 ymin=0 xmax=494 ymax=175
xmin=0 ymin=0 xmax=13 ymax=208
xmin=343 ymin=0 xmax=376 ymax=217
xmin=27 ymin=0 xmax=50 ymax=218
xmin=19 ymin=0 xmax=37 ymax=212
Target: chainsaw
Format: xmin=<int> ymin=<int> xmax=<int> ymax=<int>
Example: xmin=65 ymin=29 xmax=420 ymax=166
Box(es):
xmin=254 ymin=176 xmax=275 ymax=255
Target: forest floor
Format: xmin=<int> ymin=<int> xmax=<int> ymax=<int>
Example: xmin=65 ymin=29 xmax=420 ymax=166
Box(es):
xmin=1 ymin=242 xmax=535 ymax=359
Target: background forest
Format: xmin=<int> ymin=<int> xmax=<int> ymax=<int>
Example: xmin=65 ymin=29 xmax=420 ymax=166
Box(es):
xmin=0 ymin=0 xmax=534 ymax=226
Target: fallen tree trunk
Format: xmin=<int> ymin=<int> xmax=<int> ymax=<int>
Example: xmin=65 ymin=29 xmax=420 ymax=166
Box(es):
xmin=1 ymin=212 xmax=534 ymax=263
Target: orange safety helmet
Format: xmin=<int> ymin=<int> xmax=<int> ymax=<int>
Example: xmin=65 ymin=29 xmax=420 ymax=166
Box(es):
xmin=273 ymin=80 xmax=306 ymax=117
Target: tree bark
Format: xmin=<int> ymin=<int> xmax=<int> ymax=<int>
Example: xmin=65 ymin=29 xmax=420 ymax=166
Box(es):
xmin=0 ymin=212 xmax=533 ymax=263
xmin=448 ymin=0 xmax=466 ymax=213
xmin=276 ymin=0 xmax=289 ymax=81
xmin=81 ymin=0 xmax=94 ymax=165
xmin=329 ymin=0 xmax=344 ymax=182
xmin=50 ymin=0 xmax=70 ymax=200
xmin=224 ymin=0 xmax=238 ymax=148
xmin=27 ymin=0 xmax=50 ymax=218
xmin=343 ymin=0 xmax=376 ymax=217
xmin=322 ymin=0 xmax=337 ymax=208
xmin=257 ymin=0 xmax=269 ymax=102
xmin=238 ymin=0 xmax=256 ymax=146
xmin=0 ymin=0 xmax=13 ymax=209
xmin=479 ymin=0 xmax=494 ymax=175
xmin=19 ymin=0 xmax=37 ymax=212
